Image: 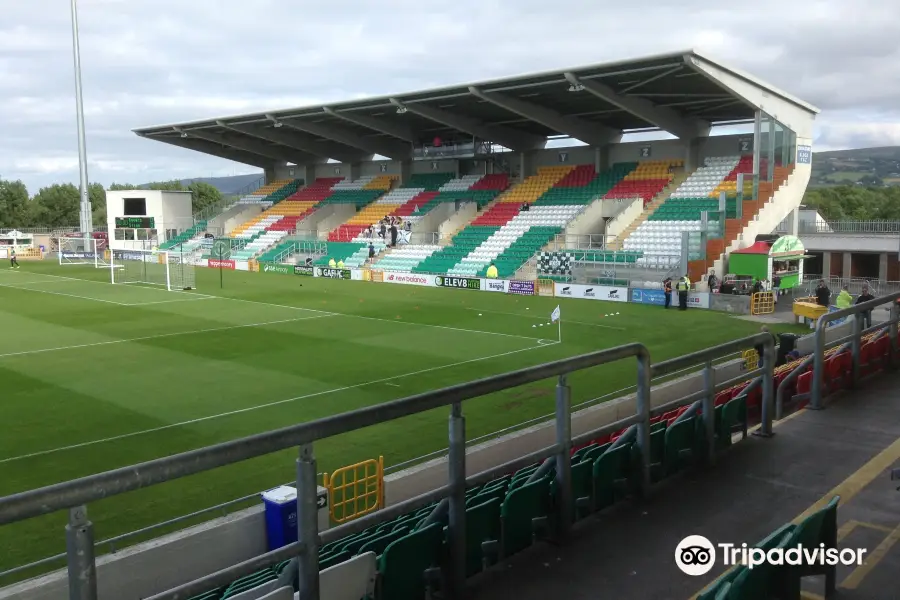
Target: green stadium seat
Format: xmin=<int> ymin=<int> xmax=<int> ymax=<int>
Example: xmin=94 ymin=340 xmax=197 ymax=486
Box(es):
xmin=357 ymin=525 xmax=409 ymax=556
xmin=500 ymin=474 xmax=552 ymax=557
xmin=465 ymin=497 xmax=502 ymax=576
xmin=378 ymin=523 xmax=444 ymax=600
xmin=592 ymin=443 xmax=632 ymax=511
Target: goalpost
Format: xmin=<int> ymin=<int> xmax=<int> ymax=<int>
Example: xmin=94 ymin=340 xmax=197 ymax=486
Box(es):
xmin=110 ymin=246 xmax=196 ymax=291
xmin=58 ymin=237 xmax=109 ymax=268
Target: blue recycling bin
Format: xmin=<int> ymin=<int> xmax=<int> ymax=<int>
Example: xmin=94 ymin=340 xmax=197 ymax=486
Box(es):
xmin=262 ymin=485 xmax=298 ymax=550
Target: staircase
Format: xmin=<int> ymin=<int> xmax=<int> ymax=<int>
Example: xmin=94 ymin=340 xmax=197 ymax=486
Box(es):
xmin=698 ymin=164 xmax=801 ymax=280
xmin=607 ymin=173 xmax=687 ymax=250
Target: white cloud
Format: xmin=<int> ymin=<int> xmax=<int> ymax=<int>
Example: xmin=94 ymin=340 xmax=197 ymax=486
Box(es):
xmin=1 ymin=0 xmax=898 ymax=192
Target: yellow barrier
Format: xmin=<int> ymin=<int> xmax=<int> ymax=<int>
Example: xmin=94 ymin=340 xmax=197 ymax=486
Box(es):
xmin=751 ymin=291 xmax=775 ymax=315
xmin=742 ymin=349 xmax=759 ymax=370
xmin=370 ymin=270 xmax=384 ymax=283
xmin=323 ymin=456 xmax=384 ymax=524
xmin=249 ymin=260 xmax=259 ymax=272
xmin=537 ymin=278 xmax=555 ymax=297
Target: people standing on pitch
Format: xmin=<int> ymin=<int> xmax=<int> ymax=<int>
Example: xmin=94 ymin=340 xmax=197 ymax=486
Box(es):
xmin=675 ymin=275 xmax=690 ymax=310
xmin=663 ymin=277 xmax=673 ymax=309
xmin=815 ymin=279 xmax=831 ymax=307
xmin=9 ymin=249 xmax=19 ymax=269
xmin=856 ymin=285 xmax=875 ymax=329
xmin=486 ymin=262 xmax=498 ymax=279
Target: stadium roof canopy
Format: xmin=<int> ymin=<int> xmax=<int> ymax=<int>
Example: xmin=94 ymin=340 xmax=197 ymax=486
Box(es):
xmin=133 ymin=49 xmax=820 ymax=169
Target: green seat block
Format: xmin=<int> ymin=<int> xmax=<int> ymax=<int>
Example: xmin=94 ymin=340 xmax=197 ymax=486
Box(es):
xmin=500 ymin=475 xmax=552 ymax=557
xmin=378 ymin=523 xmax=444 ymax=600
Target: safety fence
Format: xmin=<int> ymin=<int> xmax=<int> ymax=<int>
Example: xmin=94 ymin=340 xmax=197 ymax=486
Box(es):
xmin=323 ymin=458 xmax=385 ymax=524
xmin=750 ymin=291 xmax=775 ymax=315
xmin=0 ymin=332 xmax=778 ymax=600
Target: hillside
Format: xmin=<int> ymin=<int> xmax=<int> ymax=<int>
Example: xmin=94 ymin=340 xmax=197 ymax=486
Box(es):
xmin=177 ymin=173 xmax=263 ymax=195
xmin=811 ymin=146 xmax=900 ymax=187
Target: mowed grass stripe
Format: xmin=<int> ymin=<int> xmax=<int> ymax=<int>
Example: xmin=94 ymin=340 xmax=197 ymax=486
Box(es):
xmin=0 ymin=262 xmax=807 ymax=579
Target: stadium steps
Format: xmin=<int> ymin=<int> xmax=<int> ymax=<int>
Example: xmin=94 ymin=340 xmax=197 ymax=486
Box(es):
xmin=160 ymin=220 xmax=207 ymax=250
xmin=314 ymin=242 xmax=368 ymax=266
xmin=706 ymin=163 xmax=797 ymax=280
xmin=606 ymin=172 xmax=688 ymax=251
xmin=227 ymin=180 xmax=304 ymax=237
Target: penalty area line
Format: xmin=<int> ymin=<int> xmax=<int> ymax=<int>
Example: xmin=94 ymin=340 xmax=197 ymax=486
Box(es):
xmin=0 ymin=340 xmax=557 ymax=465
xmin=465 ymin=307 xmax=627 ymax=331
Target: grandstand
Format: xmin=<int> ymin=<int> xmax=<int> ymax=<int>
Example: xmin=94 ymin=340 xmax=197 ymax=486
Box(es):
xmin=2 ymin=50 xmax=864 ymax=600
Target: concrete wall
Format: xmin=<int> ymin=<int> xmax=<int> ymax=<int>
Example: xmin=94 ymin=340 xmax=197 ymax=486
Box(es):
xmin=272 ymin=164 xmax=305 ymax=182
xmin=532 ymin=146 xmax=596 ymax=168
xmin=411 ymin=159 xmax=458 ymax=175
xmin=603 ymin=198 xmax=643 ymax=243
xmin=439 ymin=203 xmax=478 ymax=239
xmin=212 ymin=205 xmax=263 ymax=235
xmin=315 ymin=163 xmax=350 ymax=180
xmin=564 ymin=199 xmax=611 ymax=237
xmin=798 ymin=234 xmax=900 ymax=253
xmin=315 ymin=205 xmax=356 ymax=239
xmin=360 ymin=161 xmax=401 ymax=177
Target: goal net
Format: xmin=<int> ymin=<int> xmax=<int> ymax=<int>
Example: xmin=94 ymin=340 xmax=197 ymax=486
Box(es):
xmin=110 ymin=247 xmax=196 ymax=291
xmin=58 ymin=237 xmax=109 ymax=268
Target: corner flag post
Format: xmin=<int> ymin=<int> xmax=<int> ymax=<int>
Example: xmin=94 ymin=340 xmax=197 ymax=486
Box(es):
xmin=551 ymin=305 xmax=561 ymax=343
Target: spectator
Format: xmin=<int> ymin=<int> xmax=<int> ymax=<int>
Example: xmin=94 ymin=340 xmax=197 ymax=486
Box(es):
xmin=486 ymin=262 xmax=498 ymax=279
xmin=856 ymin=285 xmax=875 ymax=329
xmin=815 ymin=279 xmax=831 ymax=307
xmin=663 ymin=277 xmax=673 ymax=309
xmin=706 ymin=269 xmax=718 ymax=292
xmin=751 ymin=278 xmax=763 ymax=295
xmin=786 ymin=349 xmax=801 ymax=362
xmin=520 ymin=202 xmax=529 ymax=212
xmin=404 ymin=220 xmax=412 ymax=232
xmin=304 ymin=257 xmax=313 ymax=267
xmin=379 ymin=220 xmax=387 ymax=240
xmin=836 ymin=284 xmax=852 ymax=309
xmin=389 ymin=222 xmax=398 ymax=247
xmin=368 ymin=242 xmax=376 ymax=262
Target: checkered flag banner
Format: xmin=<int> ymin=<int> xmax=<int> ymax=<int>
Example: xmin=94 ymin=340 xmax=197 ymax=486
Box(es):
xmin=538 ymin=252 xmax=572 ymax=276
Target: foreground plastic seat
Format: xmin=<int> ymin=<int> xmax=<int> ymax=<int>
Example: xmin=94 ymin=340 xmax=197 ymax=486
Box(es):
xmin=378 ymin=522 xmax=443 ymax=600
xmin=500 ymin=474 xmax=552 ymax=557
xmin=465 ymin=496 xmax=502 ymax=576
xmin=315 ymin=551 xmax=377 ymax=600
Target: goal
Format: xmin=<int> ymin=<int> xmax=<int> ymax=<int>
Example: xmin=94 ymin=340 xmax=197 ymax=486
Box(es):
xmin=58 ymin=237 xmax=109 ymax=268
xmin=110 ymin=247 xmax=196 ymax=291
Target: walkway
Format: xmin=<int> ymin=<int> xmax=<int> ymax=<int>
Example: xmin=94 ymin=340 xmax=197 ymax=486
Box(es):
xmin=466 ymin=371 xmax=900 ymax=600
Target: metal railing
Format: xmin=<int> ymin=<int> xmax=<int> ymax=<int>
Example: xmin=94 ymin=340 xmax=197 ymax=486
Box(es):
xmin=811 ymin=292 xmax=900 ymax=408
xmin=0 ymin=333 xmax=775 ymax=600
xmin=545 ymin=233 xmax=612 ymax=251
xmin=803 ymin=276 xmax=900 ymax=297
xmin=773 ymin=220 xmax=900 ymax=235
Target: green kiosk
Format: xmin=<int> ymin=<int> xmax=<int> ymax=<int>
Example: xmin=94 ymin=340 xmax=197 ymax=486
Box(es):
xmin=728 ymin=235 xmax=807 ymax=292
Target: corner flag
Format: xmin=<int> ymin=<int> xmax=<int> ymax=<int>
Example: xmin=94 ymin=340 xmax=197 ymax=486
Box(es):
xmin=550 ymin=305 xmax=561 ymax=323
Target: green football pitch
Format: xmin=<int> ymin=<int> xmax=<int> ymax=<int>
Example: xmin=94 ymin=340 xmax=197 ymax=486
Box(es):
xmin=0 ymin=261 xmax=787 ymax=578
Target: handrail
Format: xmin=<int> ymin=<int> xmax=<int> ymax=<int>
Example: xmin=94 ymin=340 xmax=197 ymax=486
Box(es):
xmin=812 ymin=292 xmax=900 ymax=408
xmin=0 ymin=334 xmax=780 ymax=600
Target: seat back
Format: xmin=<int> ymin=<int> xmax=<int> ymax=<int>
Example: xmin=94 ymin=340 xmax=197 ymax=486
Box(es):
xmin=465 ymin=497 xmax=502 ymax=576
xmin=318 ymin=551 xmax=377 ymax=600
xmin=378 ymin=522 xmax=444 ymax=600
xmin=500 ymin=475 xmax=552 ymax=556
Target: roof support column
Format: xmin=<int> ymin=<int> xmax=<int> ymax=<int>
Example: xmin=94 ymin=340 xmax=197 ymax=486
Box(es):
xmin=594 ymin=145 xmax=610 ymax=173
xmin=349 ymin=163 xmax=362 ymax=181
xmin=518 ymin=151 xmax=535 ymax=181
xmin=684 ymin=138 xmax=703 ymax=173
xmin=264 ymin=167 xmax=278 ymax=185
xmin=400 ymin=160 xmax=412 ymax=185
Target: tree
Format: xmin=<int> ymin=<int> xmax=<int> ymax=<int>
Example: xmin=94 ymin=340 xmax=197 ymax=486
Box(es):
xmin=89 ymin=183 xmax=107 ymax=228
xmin=31 ymin=184 xmax=81 ymax=227
xmin=0 ymin=180 xmax=31 ymax=228
xmin=187 ymin=181 xmax=222 ymax=213
xmin=803 ymin=185 xmax=900 ymax=221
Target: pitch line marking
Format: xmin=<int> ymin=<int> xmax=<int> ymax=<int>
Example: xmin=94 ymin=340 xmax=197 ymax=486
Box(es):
xmin=1 ymin=271 xmax=553 ymax=343
xmin=0 ymin=281 xmax=127 ymax=305
xmin=0 ymin=340 xmax=559 ymax=465
xmin=0 ymin=314 xmax=333 ymax=361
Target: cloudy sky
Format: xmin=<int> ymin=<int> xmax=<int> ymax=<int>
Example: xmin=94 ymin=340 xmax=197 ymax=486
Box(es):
xmin=2 ymin=0 xmax=899 ymax=193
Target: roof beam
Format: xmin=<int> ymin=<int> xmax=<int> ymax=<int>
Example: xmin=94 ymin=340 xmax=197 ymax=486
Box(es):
xmin=217 ymin=121 xmax=365 ymax=164
xmin=565 ymin=72 xmax=710 ymax=139
xmin=323 ymin=107 xmax=417 ymax=143
xmin=468 ymin=86 xmax=621 ymax=146
xmin=138 ymin=133 xmax=273 ymax=169
xmin=274 ymin=115 xmax=410 ymax=160
xmin=178 ymin=127 xmax=318 ymax=165
xmin=390 ymin=98 xmax=544 ymax=152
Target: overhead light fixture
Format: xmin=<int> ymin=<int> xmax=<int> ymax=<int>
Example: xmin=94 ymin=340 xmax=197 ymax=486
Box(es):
xmin=180 ymin=132 xmax=188 ymax=138
xmin=273 ymin=120 xmax=283 ymax=128
xmin=396 ymin=106 xmax=408 ymax=114
xmin=568 ymin=83 xmax=584 ymax=93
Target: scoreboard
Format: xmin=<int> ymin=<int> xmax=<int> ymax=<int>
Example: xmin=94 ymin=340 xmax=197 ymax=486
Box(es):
xmin=115 ymin=217 xmax=155 ymax=228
